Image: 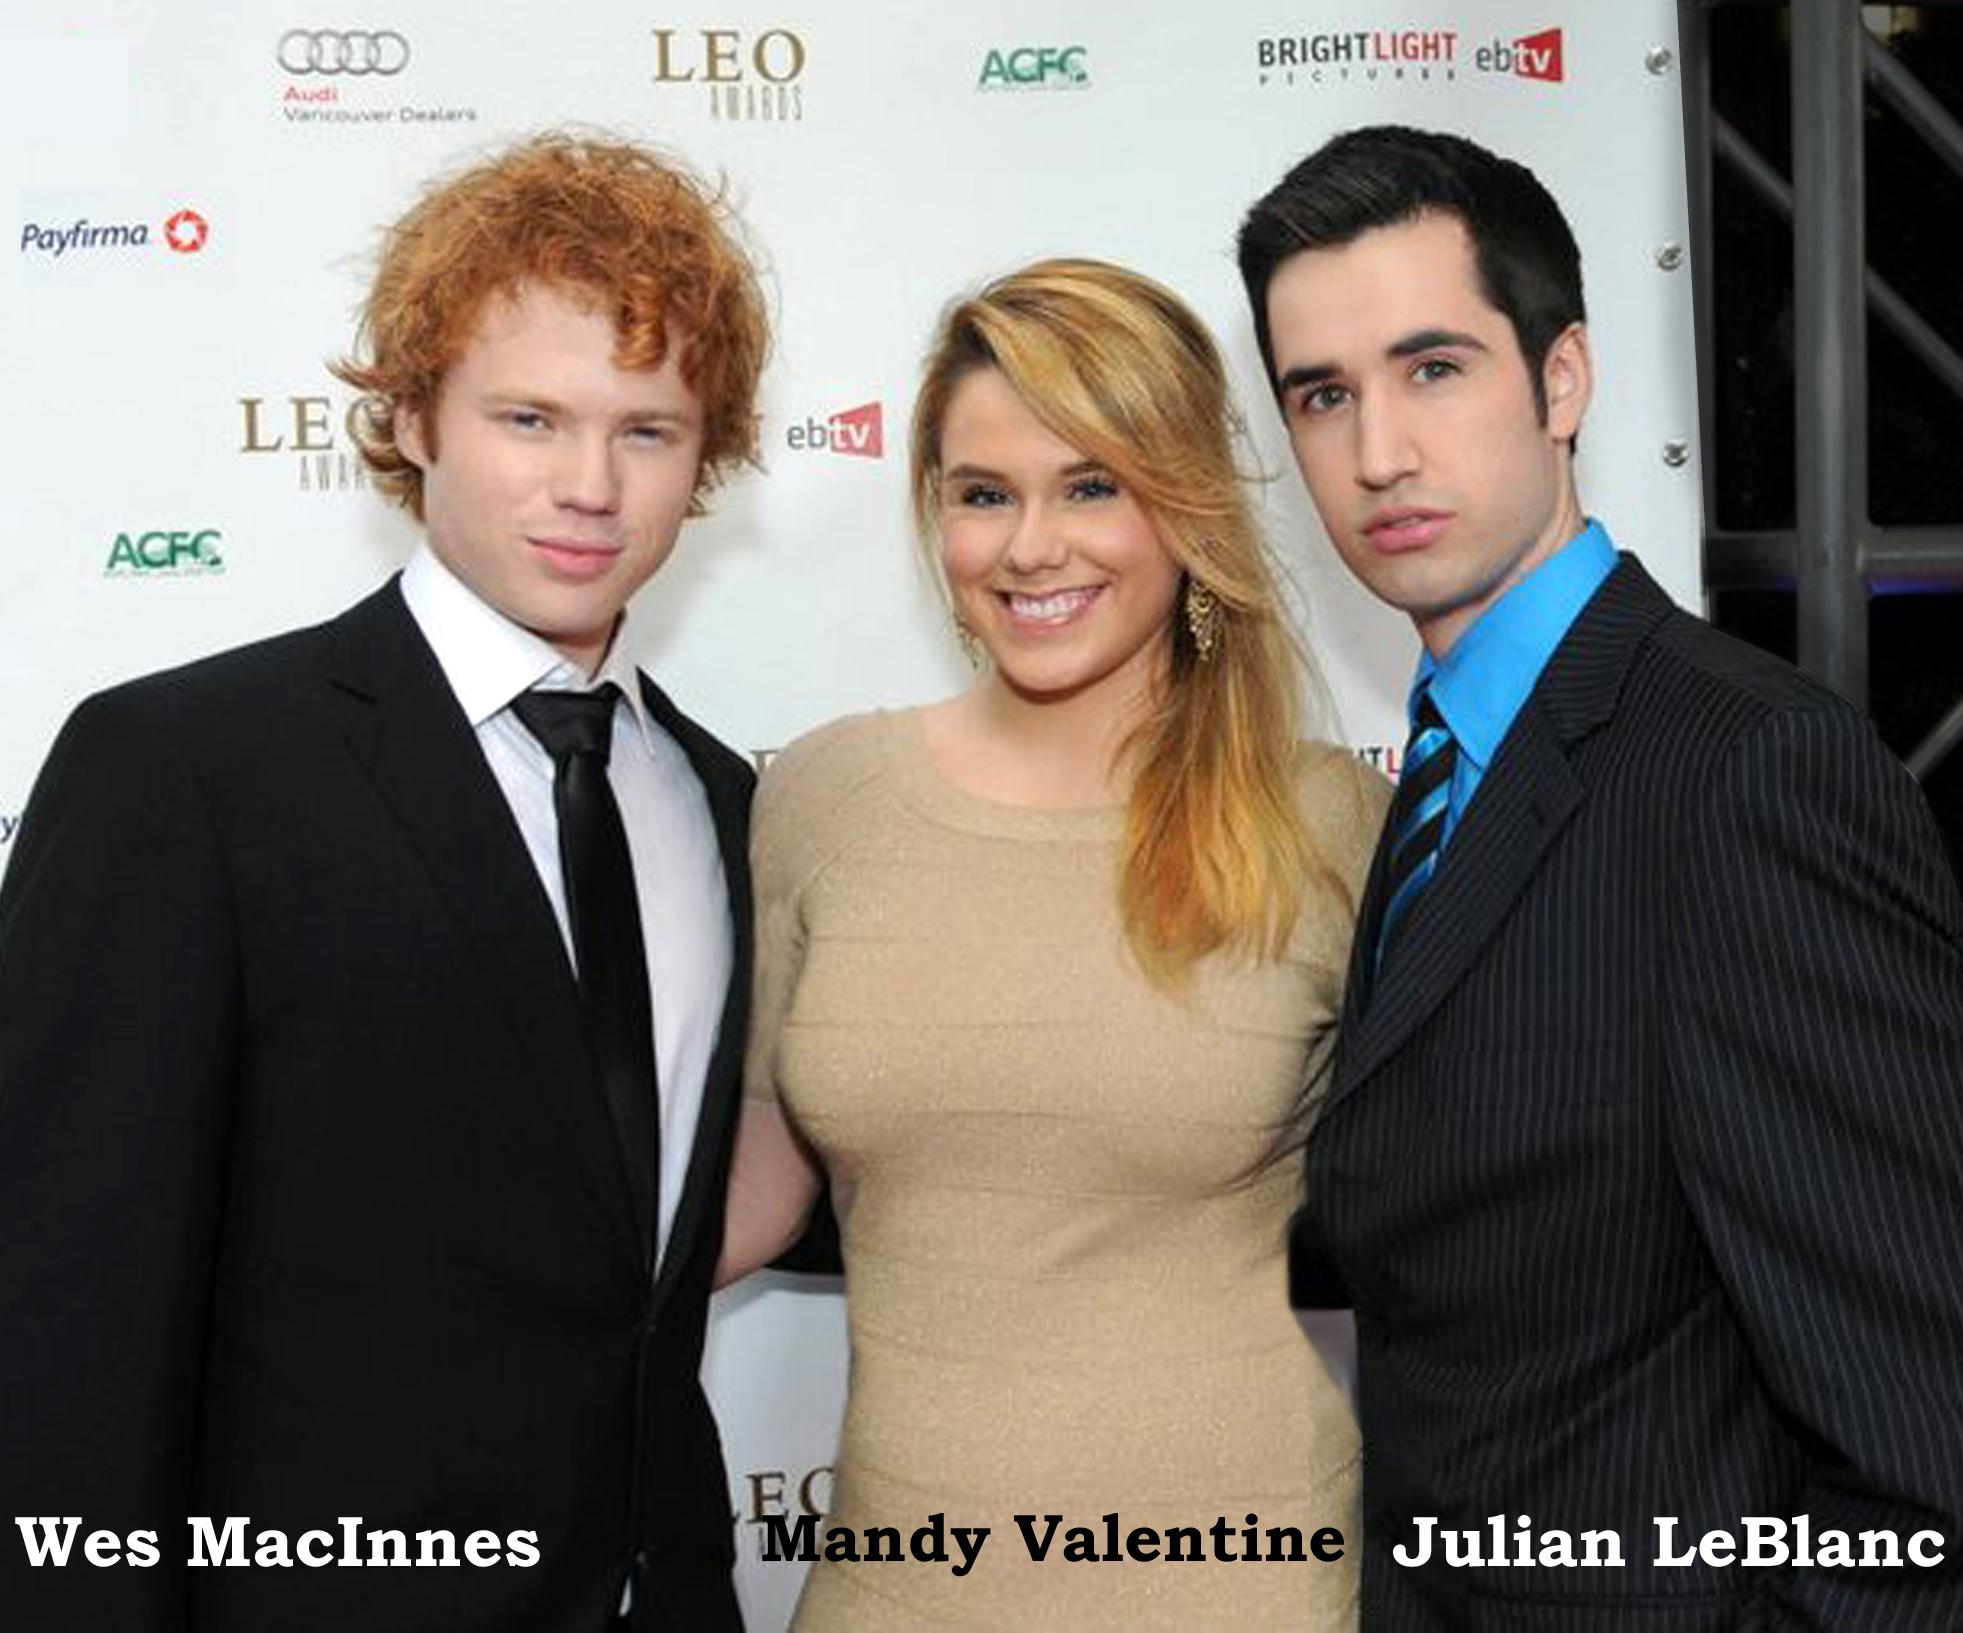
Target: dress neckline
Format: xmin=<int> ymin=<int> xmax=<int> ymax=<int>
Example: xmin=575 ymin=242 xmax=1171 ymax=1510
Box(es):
xmin=879 ymin=707 xmax=1126 ymax=843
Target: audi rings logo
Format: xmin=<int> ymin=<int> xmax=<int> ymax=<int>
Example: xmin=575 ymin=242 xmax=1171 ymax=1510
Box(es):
xmin=277 ymin=29 xmax=410 ymax=75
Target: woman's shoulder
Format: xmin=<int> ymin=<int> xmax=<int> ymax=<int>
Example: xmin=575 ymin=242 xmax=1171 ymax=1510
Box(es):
xmin=762 ymin=709 xmax=897 ymax=793
xmin=1289 ymin=739 xmax=1393 ymax=892
xmin=752 ymin=710 xmax=908 ymax=882
xmin=1289 ymin=738 xmax=1393 ymax=826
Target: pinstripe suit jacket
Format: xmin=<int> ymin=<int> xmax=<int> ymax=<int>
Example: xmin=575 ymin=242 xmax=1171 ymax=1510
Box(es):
xmin=1299 ymin=555 xmax=1963 ymax=1630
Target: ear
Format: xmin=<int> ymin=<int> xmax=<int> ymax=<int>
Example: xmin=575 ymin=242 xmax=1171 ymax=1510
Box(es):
xmin=1541 ymin=320 xmax=1592 ymax=444
xmin=395 ymin=399 xmax=431 ymax=470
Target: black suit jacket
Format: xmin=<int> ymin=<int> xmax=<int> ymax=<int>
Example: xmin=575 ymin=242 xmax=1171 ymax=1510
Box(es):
xmin=0 ymin=581 xmax=751 ymax=1632
xmin=1299 ymin=556 xmax=1963 ymax=1630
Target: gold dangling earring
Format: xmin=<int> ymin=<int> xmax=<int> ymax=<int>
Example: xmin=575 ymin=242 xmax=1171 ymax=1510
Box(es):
xmin=953 ymin=615 xmax=984 ymax=670
xmin=1184 ymin=579 xmax=1221 ymax=661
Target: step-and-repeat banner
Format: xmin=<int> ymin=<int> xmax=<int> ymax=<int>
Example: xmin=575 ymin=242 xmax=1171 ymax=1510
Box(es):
xmin=1 ymin=4 xmax=1696 ymax=1625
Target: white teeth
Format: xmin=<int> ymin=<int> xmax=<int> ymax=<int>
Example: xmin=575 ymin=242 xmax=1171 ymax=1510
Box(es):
xmin=1008 ymin=587 xmax=1098 ymax=621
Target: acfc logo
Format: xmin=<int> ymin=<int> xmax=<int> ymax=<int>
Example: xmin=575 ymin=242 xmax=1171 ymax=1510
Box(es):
xmin=978 ymin=46 xmax=1089 ymax=91
xmin=105 ymin=529 xmax=225 ymax=576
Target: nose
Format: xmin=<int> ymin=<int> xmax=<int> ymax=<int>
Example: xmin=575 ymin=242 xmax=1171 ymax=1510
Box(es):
xmin=1002 ymin=500 xmax=1070 ymax=574
xmin=552 ymin=432 xmax=620 ymax=514
xmin=1354 ymin=392 xmax=1419 ymax=491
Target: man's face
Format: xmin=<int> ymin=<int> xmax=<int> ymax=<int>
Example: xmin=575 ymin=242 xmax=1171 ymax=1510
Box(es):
xmin=399 ymin=281 xmax=705 ymax=674
xmin=1264 ymin=213 xmax=1589 ymax=657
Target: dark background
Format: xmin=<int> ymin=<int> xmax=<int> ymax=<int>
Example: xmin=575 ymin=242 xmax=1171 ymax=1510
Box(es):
xmin=1707 ymin=4 xmax=1963 ymax=882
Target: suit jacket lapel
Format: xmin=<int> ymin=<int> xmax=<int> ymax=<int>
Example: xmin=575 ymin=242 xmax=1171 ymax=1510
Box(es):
xmin=1331 ymin=554 xmax=1678 ymax=1106
xmin=325 ymin=582 xmax=649 ymax=1266
xmin=637 ymin=672 xmax=754 ymax=1311
xmin=1335 ymin=699 xmax=1583 ymax=1099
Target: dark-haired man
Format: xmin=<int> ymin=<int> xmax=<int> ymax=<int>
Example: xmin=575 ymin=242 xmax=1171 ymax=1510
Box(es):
xmin=0 ymin=135 xmax=765 ymax=1631
xmin=1239 ymin=124 xmax=1963 ymax=1629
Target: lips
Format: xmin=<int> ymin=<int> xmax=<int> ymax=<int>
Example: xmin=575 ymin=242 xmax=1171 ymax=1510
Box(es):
xmin=1364 ymin=508 xmax=1453 ymax=553
xmin=529 ymin=538 xmax=622 ymax=580
xmin=999 ymin=585 xmax=1103 ymax=628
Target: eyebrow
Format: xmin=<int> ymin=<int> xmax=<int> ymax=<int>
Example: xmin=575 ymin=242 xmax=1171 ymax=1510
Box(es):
xmin=1276 ymin=327 xmax=1490 ymax=394
xmin=482 ymin=391 xmax=696 ymax=424
xmin=941 ymin=459 xmax=1106 ymax=483
xmin=1389 ymin=327 xmax=1488 ymax=359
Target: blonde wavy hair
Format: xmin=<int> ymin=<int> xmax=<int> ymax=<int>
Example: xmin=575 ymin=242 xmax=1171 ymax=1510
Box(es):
xmin=911 ymin=258 xmax=1344 ymax=977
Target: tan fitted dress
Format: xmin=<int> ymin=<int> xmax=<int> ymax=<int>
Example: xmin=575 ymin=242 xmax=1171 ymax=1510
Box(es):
xmin=748 ymin=710 xmax=1388 ymax=1630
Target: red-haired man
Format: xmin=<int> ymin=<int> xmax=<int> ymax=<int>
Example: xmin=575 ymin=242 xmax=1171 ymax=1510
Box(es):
xmin=0 ymin=133 xmax=768 ymax=1632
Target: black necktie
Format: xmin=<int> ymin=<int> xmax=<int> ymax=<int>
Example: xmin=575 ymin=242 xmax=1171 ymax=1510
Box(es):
xmin=511 ymin=685 xmax=660 ymax=1255
xmin=1375 ymin=690 xmax=1458 ymax=977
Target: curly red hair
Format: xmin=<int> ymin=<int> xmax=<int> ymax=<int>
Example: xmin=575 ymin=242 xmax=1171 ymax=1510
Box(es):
xmin=332 ymin=131 xmax=769 ymax=519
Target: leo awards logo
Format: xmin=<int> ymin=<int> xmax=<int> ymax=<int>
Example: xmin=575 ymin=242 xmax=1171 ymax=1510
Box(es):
xmin=238 ymin=391 xmax=372 ymax=495
xmin=651 ymin=27 xmax=806 ymax=122
xmin=734 ymin=1464 xmax=833 ymax=1562
xmin=785 ymin=401 xmax=883 ymax=460
xmin=18 ymin=206 xmax=212 ymax=261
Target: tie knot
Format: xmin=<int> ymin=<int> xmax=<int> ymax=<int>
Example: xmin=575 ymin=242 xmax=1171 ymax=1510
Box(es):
xmin=1404 ymin=689 xmax=1454 ymax=777
xmin=512 ymin=684 xmax=623 ymax=767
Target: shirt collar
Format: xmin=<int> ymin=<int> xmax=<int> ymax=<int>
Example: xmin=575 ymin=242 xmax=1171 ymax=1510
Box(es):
xmin=1411 ymin=520 xmax=1617 ymax=770
xmin=398 ymin=545 xmax=654 ymax=744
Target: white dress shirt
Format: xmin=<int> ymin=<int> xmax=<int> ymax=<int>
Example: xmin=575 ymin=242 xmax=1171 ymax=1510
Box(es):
xmin=400 ymin=545 xmax=732 ymax=1269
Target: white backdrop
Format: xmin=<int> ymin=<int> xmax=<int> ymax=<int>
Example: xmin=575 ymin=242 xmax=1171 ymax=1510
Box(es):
xmin=0 ymin=4 xmax=1698 ymax=1626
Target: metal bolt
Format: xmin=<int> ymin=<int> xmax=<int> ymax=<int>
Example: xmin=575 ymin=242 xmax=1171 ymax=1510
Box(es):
xmin=1656 ymin=242 xmax=1685 ymax=271
xmin=1662 ymin=441 xmax=1690 ymax=468
xmin=1645 ymin=46 xmax=1674 ymax=75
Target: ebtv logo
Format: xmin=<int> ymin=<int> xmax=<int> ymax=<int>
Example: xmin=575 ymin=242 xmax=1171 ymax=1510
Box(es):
xmin=785 ymin=401 xmax=883 ymax=459
xmin=1476 ymin=27 xmax=1563 ymax=83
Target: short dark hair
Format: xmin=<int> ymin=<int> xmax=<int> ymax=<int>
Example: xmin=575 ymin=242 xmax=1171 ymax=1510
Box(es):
xmin=1237 ymin=124 xmax=1584 ymax=419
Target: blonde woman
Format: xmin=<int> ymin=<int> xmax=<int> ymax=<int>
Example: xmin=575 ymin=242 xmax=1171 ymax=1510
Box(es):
xmin=720 ymin=260 xmax=1387 ymax=1628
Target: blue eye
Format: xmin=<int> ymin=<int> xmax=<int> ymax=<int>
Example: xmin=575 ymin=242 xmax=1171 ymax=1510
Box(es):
xmin=1412 ymin=357 xmax=1461 ymax=383
xmin=503 ymin=408 xmax=550 ymax=432
xmin=1068 ymin=473 xmax=1119 ymax=501
xmin=956 ymin=482 xmax=1010 ymax=508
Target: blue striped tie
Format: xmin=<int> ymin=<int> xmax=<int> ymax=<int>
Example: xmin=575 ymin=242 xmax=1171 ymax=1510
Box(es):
xmin=1375 ymin=691 xmax=1458 ymax=975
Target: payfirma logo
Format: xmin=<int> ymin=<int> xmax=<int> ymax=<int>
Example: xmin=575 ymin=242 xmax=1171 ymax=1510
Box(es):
xmin=786 ymin=402 xmax=882 ymax=459
xmin=978 ymin=45 xmax=1088 ymax=91
xmin=105 ymin=529 xmax=226 ymax=577
xmin=1475 ymin=28 xmax=1563 ymax=83
xmin=19 ymin=208 xmax=210 ymax=258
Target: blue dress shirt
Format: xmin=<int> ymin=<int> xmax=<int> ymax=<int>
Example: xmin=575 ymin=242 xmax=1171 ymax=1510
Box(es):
xmin=1413 ymin=521 xmax=1618 ymax=848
